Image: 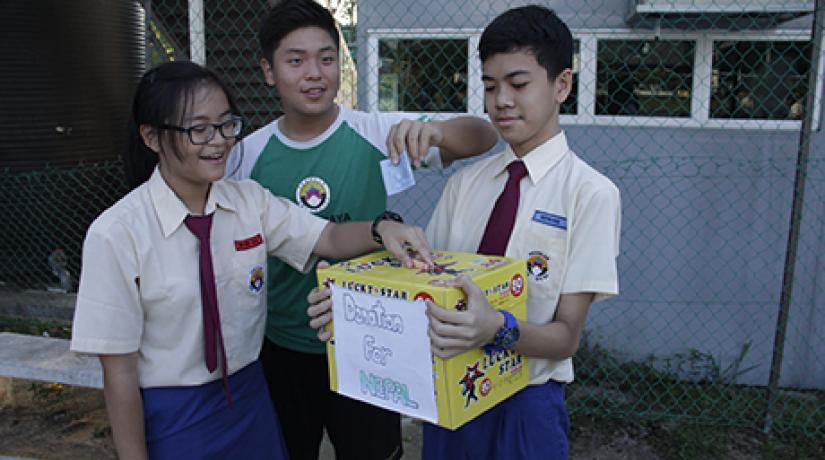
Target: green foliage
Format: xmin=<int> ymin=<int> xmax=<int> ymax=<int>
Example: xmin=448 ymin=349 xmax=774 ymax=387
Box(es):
xmin=28 ymin=382 xmax=68 ymax=406
xmin=761 ymin=431 xmax=825 ymax=460
xmin=663 ymin=341 xmax=758 ymax=385
xmin=571 ymin=333 xmax=823 ymax=444
xmin=570 ymin=413 xmax=825 ymax=460
xmin=146 ymin=19 xmax=178 ymax=67
xmin=0 ymin=315 xmax=71 ymax=339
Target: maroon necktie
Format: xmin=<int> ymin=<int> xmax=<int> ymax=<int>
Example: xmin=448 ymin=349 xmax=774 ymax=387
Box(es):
xmin=184 ymin=214 xmax=232 ymax=406
xmin=477 ymin=161 xmax=528 ymax=256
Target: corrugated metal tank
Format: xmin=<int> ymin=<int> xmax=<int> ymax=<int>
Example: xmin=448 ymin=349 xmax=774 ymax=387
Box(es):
xmin=0 ymin=0 xmax=145 ymax=171
xmin=0 ymin=1 xmax=144 ymax=290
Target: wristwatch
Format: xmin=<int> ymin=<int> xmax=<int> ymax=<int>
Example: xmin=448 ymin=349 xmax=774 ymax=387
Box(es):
xmin=371 ymin=211 xmax=404 ymax=245
xmin=484 ymin=310 xmax=520 ymax=354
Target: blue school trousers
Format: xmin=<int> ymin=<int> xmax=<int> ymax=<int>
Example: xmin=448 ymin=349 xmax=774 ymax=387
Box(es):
xmin=423 ymin=380 xmax=569 ymax=460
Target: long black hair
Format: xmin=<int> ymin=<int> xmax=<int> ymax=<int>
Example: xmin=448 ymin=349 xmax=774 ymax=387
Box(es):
xmin=124 ymin=61 xmax=242 ymax=189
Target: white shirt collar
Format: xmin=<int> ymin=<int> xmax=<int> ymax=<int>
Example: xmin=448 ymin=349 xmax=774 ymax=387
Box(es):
xmin=492 ymin=131 xmax=570 ymax=184
xmin=147 ymin=167 xmax=237 ymax=238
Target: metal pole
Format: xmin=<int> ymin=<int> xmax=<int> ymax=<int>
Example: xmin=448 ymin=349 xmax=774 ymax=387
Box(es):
xmin=764 ymin=0 xmax=824 ymax=435
xmin=188 ymin=0 xmax=206 ymax=66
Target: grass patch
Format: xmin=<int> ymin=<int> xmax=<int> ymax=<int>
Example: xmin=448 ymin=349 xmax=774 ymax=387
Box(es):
xmin=761 ymin=431 xmax=825 ymax=459
xmin=569 ymin=333 xmax=825 ymax=451
xmin=0 ymin=315 xmax=71 ymax=338
xmin=29 ymin=382 xmax=70 ymax=405
xmin=570 ymin=413 xmax=825 ymax=460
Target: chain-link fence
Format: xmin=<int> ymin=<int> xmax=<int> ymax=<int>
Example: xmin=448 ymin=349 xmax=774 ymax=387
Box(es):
xmin=0 ymin=163 xmax=129 ymax=292
xmin=1 ymin=0 xmax=824 ymax=451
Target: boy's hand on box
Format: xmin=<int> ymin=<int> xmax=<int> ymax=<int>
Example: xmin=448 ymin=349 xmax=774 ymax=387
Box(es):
xmin=307 ymin=286 xmax=333 ymax=341
xmin=425 ymin=275 xmax=503 ymax=359
xmin=376 ymin=221 xmax=434 ymax=269
xmin=386 ymin=118 xmax=443 ymax=167
xmin=308 ymin=261 xmax=333 ymax=341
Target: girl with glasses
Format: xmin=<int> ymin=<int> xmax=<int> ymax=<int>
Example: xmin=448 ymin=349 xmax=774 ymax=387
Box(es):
xmin=70 ymin=61 xmax=432 ymax=459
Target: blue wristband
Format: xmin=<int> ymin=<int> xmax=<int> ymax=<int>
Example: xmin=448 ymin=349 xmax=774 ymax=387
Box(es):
xmin=483 ymin=309 xmax=519 ymax=354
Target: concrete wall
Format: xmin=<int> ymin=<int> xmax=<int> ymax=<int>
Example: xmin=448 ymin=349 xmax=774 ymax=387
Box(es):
xmin=368 ymin=0 xmax=823 ymax=389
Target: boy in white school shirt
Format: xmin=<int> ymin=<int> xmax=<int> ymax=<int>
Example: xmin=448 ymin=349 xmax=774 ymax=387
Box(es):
xmin=309 ymin=6 xmax=621 ymax=459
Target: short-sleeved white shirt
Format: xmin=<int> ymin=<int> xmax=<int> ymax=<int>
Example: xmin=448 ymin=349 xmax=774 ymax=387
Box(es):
xmin=70 ymin=168 xmax=328 ymax=388
xmin=426 ymin=131 xmax=621 ymax=384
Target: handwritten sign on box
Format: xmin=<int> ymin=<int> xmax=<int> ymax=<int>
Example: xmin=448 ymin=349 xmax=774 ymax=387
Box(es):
xmin=330 ymin=284 xmax=438 ymax=423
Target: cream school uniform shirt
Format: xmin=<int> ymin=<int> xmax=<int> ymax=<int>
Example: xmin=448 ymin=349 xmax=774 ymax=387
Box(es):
xmin=70 ymin=168 xmax=328 ymax=388
xmin=426 ymin=131 xmax=621 ymax=385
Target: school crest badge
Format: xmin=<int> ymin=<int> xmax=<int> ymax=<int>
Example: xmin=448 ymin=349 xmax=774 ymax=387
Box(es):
xmin=296 ymin=176 xmax=330 ymax=213
xmin=249 ymin=265 xmax=265 ymax=293
xmin=527 ymin=251 xmax=550 ymax=281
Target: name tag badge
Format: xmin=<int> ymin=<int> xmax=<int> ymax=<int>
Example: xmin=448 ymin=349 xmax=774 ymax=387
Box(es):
xmin=532 ymin=210 xmax=567 ymax=230
xmin=235 ymin=233 xmax=263 ymax=251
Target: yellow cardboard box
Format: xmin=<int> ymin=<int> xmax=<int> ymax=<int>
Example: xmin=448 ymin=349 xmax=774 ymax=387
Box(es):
xmin=317 ymin=250 xmax=529 ymax=430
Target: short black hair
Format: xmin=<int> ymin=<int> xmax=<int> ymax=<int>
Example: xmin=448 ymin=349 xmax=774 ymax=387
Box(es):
xmin=258 ymin=0 xmax=340 ymax=62
xmin=479 ymin=5 xmax=573 ymax=81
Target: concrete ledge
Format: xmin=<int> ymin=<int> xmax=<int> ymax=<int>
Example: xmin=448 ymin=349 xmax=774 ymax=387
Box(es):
xmin=0 ymin=332 xmax=102 ymax=389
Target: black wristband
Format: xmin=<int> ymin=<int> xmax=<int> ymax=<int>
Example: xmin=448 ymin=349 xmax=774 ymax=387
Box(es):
xmin=371 ymin=211 xmax=404 ymax=245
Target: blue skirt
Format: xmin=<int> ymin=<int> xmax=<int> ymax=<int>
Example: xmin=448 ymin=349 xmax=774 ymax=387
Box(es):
xmin=141 ymin=360 xmax=287 ymax=460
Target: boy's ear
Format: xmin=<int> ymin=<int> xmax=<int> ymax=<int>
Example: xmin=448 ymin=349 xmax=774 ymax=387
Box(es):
xmin=260 ymin=57 xmax=277 ymax=87
xmin=139 ymin=125 xmax=161 ymax=154
xmin=553 ymin=68 xmax=574 ymax=105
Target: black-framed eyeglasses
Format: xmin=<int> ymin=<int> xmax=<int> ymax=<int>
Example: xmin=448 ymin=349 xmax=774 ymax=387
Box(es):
xmin=160 ymin=115 xmax=244 ymax=145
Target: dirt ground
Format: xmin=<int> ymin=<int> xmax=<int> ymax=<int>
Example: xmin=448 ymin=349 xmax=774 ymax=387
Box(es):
xmin=0 ymin=378 xmax=114 ymax=459
xmin=0 ymin=377 xmax=821 ymax=460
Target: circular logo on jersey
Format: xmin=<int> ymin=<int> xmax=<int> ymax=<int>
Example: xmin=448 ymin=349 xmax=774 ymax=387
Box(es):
xmin=249 ymin=265 xmax=265 ymax=293
xmin=414 ymin=292 xmax=434 ymax=302
xmin=527 ymin=251 xmax=550 ymax=281
xmin=296 ymin=176 xmax=330 ymax=213
xmin=510 ymin=274 xmax=525 ymax=297
xmin=479 ymin=377 xmax=492 ymax=397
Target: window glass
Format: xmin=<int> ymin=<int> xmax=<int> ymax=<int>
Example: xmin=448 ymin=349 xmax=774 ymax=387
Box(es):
xmin=378 ymin=38 xmax=468 ymax=112
xmin=596 ymin=40 xmax=695 ymax=117
xmin=710 ymin=41 xmax=812 ymax=120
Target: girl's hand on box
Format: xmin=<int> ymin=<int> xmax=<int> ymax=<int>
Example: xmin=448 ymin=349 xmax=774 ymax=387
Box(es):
xmin=308 ymin=261 xmax=334 ymax=341
xmin=376 ymin=220 xmax=434 ymax=269
xmin=425 ymin=275 xmax=503 ymax=359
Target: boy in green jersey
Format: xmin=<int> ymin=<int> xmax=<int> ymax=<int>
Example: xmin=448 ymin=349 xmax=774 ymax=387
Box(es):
xmin=226 ymin=1 xmax=497 ymax=459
